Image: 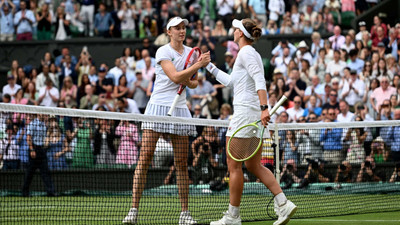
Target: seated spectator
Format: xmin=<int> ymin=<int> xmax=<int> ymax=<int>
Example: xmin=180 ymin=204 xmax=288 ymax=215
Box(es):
xmin=141 ymin=56 xmax=156 ymax=82
xmin=377 ymin=99 xmax=393 ymax=121
xmin=211 ymin=20 xmax=227 ymax=37
xmin=60 ymin=54 xmax=78 ymax=86
xmin=322 ymin=90 xmax=339 ymax=111
xmin=70 ymin=118 xmax=94 ymax=168
xmin=284 ymin=68 xmax=306 ymax=101
xmin=0 ymin=0 xmax=16 ymax=42
xmin=303 ymin=95 xmax=322 ymax=117
xmin=115 ymin=120 xmax=139 ymax=168
xmin=24 ymin=82 xmax=38 ymax=105
xmin=11 ymin=88 xmax=28 ymax=105
xmin=130 ymin=71 xmax=149 ymax=114
xmin=282 ymin=130 xmax=299 ymax=165
xmin=268 ymin=92 xmax=285 ymax=123
xmin=55 ymin=47 xmax=78 ymax=68
xmin=60 ymin=76 xmax=77 ymax=103
xmin=334 ymin=161 xmax=353 ymax=183
xmin=389 ymin=162 xmax=400 ymax=182
xmin=271 ymin=47 xmax=292 ymax=78
xmin=135 ymin=49 xmax=155 ymax=71
xmin=370 ymin=76 xmax=396 ymax=114
xmin=0 ymin=125 xmax=19 ymax=170
xmin=188 ymin=74 xmax=217 ymax=114
xmin=370 ymin=136 xmax=389 ymax=163
xmin=271 ymin=40 xmax=297 ymax=58
xmin=13 ymin=1 xmax=36 ymax=41
xmin=38 ymin=78 xmax=59 ymax=107
xmin=93 ymin=95 xmax=113 ymax=111
xmin=384 ymin=108 xmax=400 ymax=162
xmin=344 ymin=116 xmax=367 ymax=164
xmin=79 ymin=84 xmax=98 ymax=110
xmin=304 ymin=75 xmax=325 ymax=105
xmin=3 ymin=74 xmax=21 ymax=98
xmin=372 ymin=58 xmax=394 ymax=81
xmin=139 ymin=15 xmax=157 ymax=38
xmin=326 ymin=50 xmax=347 ymax=77
xmin=341 ymin=34 xmax=356 ymax=53
xmin=371 ymin=27 xmax=389 ymax=51
xmin=287 ymin=96 xmax=304 ymax=122
xmin=94 ymin=119 xmax=116 ymax=167
xmin=115 ymin=97 xmax=140 ymax=114
xmin=112 ymin=75 xmax=129 ymax=99
xmin=36 ymin=65 xmax=57 ymax=92
xmin=281 ymin=160 xmax=301 ymax=189
xmin=54 ymin=6 xmax=71 ymax=40
xmin=356 ymin=157 xmax=382 ymax=182
xmin=94 ymin=3 xmax=114 ymax=38
xmin=95 ymin=66 xmax=114 ymax=99
xmin=329 ymin=26 xmax=345 ymax=50
xmin=88 ymin=65 xmax=98 ymax=85
xmin=337 ymin=100 xmax=354 ymax=122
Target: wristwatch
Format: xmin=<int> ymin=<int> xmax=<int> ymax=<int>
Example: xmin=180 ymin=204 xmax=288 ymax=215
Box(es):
xmin=260 ymin=105 xmax=268 ymax=111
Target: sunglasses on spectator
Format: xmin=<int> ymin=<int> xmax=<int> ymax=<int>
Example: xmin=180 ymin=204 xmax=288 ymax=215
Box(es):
xmin=294 ymin=101 xmax=301 ymax=104
xmin=330 ymin=94 xmax=337 ymax=96
xmin=309 ymin=116 xmax=317 ymax=120
xmin=329 ymin=113 xmax=335 ymax=116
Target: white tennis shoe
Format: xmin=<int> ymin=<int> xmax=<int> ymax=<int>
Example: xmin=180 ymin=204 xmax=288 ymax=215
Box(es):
xmin=273 ymin=200 xmax=297 ymax=225
xmin=122 ymin=208 xmax=138 ymax=224
xmin=210 ymin=211 xmax=241 ymax=225
xmin=179 ymin=211 xmax=197 ymax=225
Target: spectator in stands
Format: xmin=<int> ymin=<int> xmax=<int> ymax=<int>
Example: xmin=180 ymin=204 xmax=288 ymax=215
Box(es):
xmin=282 ymin=130 xmax=298 ymax=165
xmin=212 ymin=20 xmax=227 ymax=37
xmin=303 ymin=95 xmax=322 ymax=117
xmin=287 ymin=96 xmax=304 ymax=123
xmin=389 ymin=162 xmax=400 ymax=182
xmin=337 ymin=100 xmax=354 ymax=122
xmin=11 ymin=88 xmax=27 ymax=105
xmin=60 ymin=76 xmax=77 ymax=103
xmin=111 ymin=74 xmax=129 ymax=99
xmin=24 ymin=82 xmax=37 ymax=105
xmin=370 ymin=76 xmax=396 ymax=114
xmin=130 ymin=70 xmax=149 ymax=114
xmin=77 ymin=73 xmax=90 ymax=99
xmin=387 ymin=28 xmax=398 ymax=60
xmin=329 ymin=26 xmax=345 ymax=51
xmin=60 ymin=54 xmax=78 ymax=86
xmin=22 ymin=114 xmax=56 ymax=196
xmin=54 ymin=6 xmax=71 ymax=40
xmin=109 ymin=58 xmax=123 ymax=86
xmin=268 ymin=0 xmax=284 ymax=23
xmin=120 ymin=47 xmax=136 ymax=76
xmin=0 ymin=125 xmax=19 ymax=170
xmin=271 ymin=40 xmax=297 ymax=58
xmin=271 ymin=47 xmax=291 ymax=77
xmin=36 ymin=65 xmax=57 ymax=92
xmin=386 ymin=55 xmax=399 ymax=76
xmin=3 ymin=74 xmax=21 ymax=98
xmin=142 ymin=56 xmax=156 ymax=82
xmin=372 ymin=27 xmax=389 ymax=52
xmin=44 ymin=116 xmax=69 ymax=170
xmin=79 ymin=0 xmax=95 ymax=36
xmin=75 ymin=49 xmax=92 ymax=86
xmin=334 ymin=161 xmax=353 ymax=183
xmin=118 ymin=1 xmax=137 ymax=39
xmin=216 ymin=0 xmax=234 ymax=30
xmin=188 ymin=73 xmax=217 ymax=113
xmin=38 ymin=78 xmax=59 ymax=107
xmin=326 ymin=50 xmax=347 ymax=77
xmin=0 ymin=0 xmax=16 ymax=42
xmin=115 ymin=120 xmax=139 ymax=168
xmin=369 ymin=136 xmax=389 ymax=163
xmin=265 ymin=19 xmax=279 ymax=35
xmin=94 ymin=3 xmax=114 ymax=38
xmin=320 ymin=108 xmax=343 ymax=164
xmin=304 ymin=75 xmax=325 ymax=105
xmin=93 ymin=119 xmax=115 ymax=167
xmin=268 ymin=92 xmax=285 ymax=123
xmin=347 ymin=49 xmax=365 ymax=74
xmin=13 ymin=1 xmax=35 ymax=41
xmin=356 ymin=156 xmax=381 ymax=182
xmin=281 ymin=160 xmax=301 ymax=189
xmin=344 ymin=116 xmax=366 ymax=164
xmin=341 ymin=70 xmax=365 ymax=111
xmin=139 ymin=15 xmax=158 ymax=38
xmin=55 ymin=47 xmax=77 ymax=68
xmin=79 ymin=84 xmax=98 ymax=110
xmin=284 ymin=68 xmax=306 ymax=101
xmin=297 ymin=159 xmax=330 ymax=188
xmin=70 ymin=118 xmax=93 ymax=168
xmin=135 ymin=49 xmax=155 ymax=70
xmin=95 ymin=66 xmax=113 ymax=98
xmin=248 ymin=0 xmax=267 ymax=28
xmin=115 ymin=97 xmax=140 ymax=114
xmin=141 ymin=37 xmax=157 ymax=58
xmin=373 ymin=58 xmax=393 ymax=81
xmin=384 ymin=108 xmax=400 ymax=162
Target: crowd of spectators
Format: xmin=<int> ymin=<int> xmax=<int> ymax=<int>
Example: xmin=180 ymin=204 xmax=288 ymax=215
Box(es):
xmin=1 ymin=0 xmax=400 ymax=187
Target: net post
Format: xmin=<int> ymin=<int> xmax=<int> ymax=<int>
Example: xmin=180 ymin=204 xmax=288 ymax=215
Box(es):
xmin=274 ymin=123 xmax=281 ymax=184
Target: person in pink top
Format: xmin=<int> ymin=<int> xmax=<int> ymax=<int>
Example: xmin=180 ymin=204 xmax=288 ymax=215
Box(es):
xmin=370 ymin=76 xmax=397 ymax=113
xmin=115 ymin=120 xmax=139 ymax=167
xmin=11 ymin=88 xmax=29 ymax=123
xmin=60 ymin=76 xmax=77 ymax=102
xmin=341 ymin=0 xmax=355 ymax=12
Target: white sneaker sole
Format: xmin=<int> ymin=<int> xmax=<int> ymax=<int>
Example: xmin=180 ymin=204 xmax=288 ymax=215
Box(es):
xmin=274 ymin=205 xmax=297 ymax=225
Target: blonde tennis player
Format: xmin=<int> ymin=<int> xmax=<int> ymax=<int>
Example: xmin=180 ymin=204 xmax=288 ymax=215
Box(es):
xmin=123 ymin=17 xmax=211 ymax=225
xmin=206 ymin=18 xmax=297 ymax=225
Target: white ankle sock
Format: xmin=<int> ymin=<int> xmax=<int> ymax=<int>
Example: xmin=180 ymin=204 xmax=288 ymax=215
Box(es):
xmin=274 ymin=193 xmax=287 ymax=207
xmin=181 ymin=210 xmax=189 ymax=216
xmin=229 ymin=204 xmax=240 ymax=217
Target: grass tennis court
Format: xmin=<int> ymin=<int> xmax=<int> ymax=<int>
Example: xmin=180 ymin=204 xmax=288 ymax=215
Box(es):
xmin=1 ymin=194 xmax=400 ymax=224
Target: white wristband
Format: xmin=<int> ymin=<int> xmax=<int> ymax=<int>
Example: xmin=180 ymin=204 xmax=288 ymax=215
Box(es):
xmin=206 ymin=63 xmax=219 ymax=76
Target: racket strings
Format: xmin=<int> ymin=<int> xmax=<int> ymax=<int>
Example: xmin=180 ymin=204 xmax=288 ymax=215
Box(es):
xmin=229 ymin=136 xmax=261 ymax=160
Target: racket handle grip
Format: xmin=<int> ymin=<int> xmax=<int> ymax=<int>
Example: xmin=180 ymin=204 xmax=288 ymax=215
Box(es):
xmin=270 ymin=95 xmax=288 ymax=115
xmin=167 ymin=94 xmax=180 ymax=116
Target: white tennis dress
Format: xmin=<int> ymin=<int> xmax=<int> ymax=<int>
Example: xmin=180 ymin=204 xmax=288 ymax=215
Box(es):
xmin=224 ymin=45 xmax=270 ymax=138
xmin=142 ymin=43 xmax=197 ymax=136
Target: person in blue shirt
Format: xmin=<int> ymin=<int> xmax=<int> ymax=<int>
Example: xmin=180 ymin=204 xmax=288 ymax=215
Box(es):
xmin=16 ymin=116 xmax=30 ymax=170
xmin=94 ymin=3 xmax=114 ymax=38
xmin=320 ymin=108 xmax=343 ymax=164
xmin=0 ymin=0 xmax=16 ymax=41
xmin=384 ymin=108 xmax=400 ymax=162
xmin=22 ymin=114 xmax=56 ymax=197
xmin=13 ymin=1 xmax=36 ymax=40
xmin=347 ymin=49 xmax=365 ymax=74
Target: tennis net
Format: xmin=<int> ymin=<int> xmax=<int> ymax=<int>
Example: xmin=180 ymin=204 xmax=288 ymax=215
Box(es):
xmin=0 ymin=103 xmax=399 ymax=224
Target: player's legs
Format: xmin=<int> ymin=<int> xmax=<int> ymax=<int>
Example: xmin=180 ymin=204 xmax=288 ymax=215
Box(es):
xmin=226 ymin=137 xmax=244 ymax=207
xmin=244 ymin=147 xmax=282 ymax=195
xmin=132 ymin=129 xmax=161 ymax=208
xmin=170 ymin=134 xmax=190 ymax=211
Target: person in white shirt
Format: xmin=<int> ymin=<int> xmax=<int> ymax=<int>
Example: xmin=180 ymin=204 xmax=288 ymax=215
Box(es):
xmin=2 ymin=74 xmax=21 ymax=98
xmin=271 ymin=47 xmax=292 ymax=78
xmin=303 ymin=75 xmax=325 ymax=106
xmin=355 ymin=21 xmax=367 ymax=41
xmin=326 ymin=50 xmax=347 ymax=77
xmin=287 ymin=96 xmax=305 ymax=122
xmin=337 ymin=100 xmax=354 ymax=122
xmin=115 ymin=97 xmax=140 ymax=114
xmin=268 ymin=0 xmax=285 ymax=22
xmin=36 ymin=65 xmax=57 ymax=92
xmin=268 ymin=92 xmax=285 ymax=123
xmin=109 ymin=58 xmax=123 ymax=86
xmin=117 ymin=1 xmax=137 ymax=39
xmin=217 ymin=0 xmax=234 ymax=29
xmin=0 ymin=126 xmax=20 ymax=170
xmin=38 ymin=78 xmax=59 ymax=107
xmin=340 ymin=34 xmax=355 ymax=53
xmin=340 ymin=70 xmax=365 ymax=109
xmin=123 ymin=17 xmax=211 ymax=225
xmin=206 ymin=18 xmax=297 ymax=225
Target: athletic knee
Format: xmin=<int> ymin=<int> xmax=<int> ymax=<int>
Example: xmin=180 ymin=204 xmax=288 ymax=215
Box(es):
xmin=245 ymin=162 xmax=261 ymax=174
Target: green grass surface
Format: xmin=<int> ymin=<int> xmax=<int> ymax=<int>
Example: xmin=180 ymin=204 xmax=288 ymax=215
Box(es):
xmin=243 ymin=212 xmax=400 ymax=225
xmin=1 ymin=195 xmax=400 ymax=224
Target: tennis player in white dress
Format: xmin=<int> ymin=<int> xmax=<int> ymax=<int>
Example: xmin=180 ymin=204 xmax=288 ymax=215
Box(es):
xmin=206 ymin=18 xmax=297 ymax=225
xmin=123 ymin=17 xmax=211 ymax=225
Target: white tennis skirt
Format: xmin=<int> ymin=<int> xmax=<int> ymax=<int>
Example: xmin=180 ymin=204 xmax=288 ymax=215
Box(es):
xmin=226 ymin=106 xmax=270 ymax=138
xmin=142 ymin=103 xmax=197 ymax=136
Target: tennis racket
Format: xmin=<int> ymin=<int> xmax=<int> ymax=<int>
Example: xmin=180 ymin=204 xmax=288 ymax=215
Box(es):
xmin=227 ymin=95 xmax=288 ymax=162
xmin=167 ymin=47 xmax=202 ymax=116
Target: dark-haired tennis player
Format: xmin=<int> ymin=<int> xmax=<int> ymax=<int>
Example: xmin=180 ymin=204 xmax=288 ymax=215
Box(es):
xmin=122 ymin=17 xmax=210 ymax=225
xmin=206 ymin=18 xmax=297 ymax=225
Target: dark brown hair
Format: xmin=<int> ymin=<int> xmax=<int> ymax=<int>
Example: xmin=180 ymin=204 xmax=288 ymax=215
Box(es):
xmin=242 ymin=18 xmax=262 ymax=42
